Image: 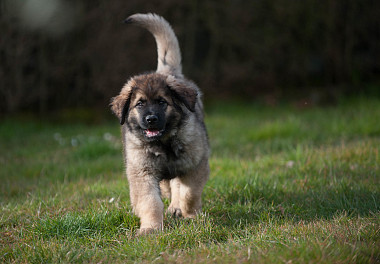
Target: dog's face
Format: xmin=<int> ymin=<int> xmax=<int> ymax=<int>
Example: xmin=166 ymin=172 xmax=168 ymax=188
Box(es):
xmin=128 ymin=81 xmax=175 ymax=141
xmin=111 ymin=73 xmax=198 ymax=142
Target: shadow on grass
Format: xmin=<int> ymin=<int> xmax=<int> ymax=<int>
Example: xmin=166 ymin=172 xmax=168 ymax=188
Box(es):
xmin=26 ymin=176 xmax=379 ymax=252
xmin=206 ymin=184 xmax=379 ymax=229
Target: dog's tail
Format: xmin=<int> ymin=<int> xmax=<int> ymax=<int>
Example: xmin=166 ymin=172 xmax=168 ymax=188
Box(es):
xmin=125 ymin=13 xmax=182 ymax=77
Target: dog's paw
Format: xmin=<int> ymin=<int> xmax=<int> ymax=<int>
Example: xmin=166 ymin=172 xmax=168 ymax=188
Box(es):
xmin=167 ymin=206 xmax=182 ymax=217
xmin=136 ymin=228 xmax=159 ymax=236
xmin=182 ymin=213 xmax=196 ymax=219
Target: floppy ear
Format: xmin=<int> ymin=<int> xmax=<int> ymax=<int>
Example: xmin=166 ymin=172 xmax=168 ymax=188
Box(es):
xmin=166 ymin=77 xmax=198 ymax=112
xmin=110 ymin=85 xmax=134 ymax=125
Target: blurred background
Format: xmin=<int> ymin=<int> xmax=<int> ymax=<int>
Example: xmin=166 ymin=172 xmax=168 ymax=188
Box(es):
xmin=1 ymin=0 xmax=379 ymax=116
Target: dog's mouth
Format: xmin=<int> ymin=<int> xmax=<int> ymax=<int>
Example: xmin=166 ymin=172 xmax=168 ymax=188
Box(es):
xmin=143 ymin=128 xmax=164 ymax=139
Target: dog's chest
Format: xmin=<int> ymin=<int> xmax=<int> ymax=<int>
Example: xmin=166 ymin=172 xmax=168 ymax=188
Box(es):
xmin=145 ymin=141 xmax=194 ymax=178
xmin=146 ymin=141 xmax=183 ymax=163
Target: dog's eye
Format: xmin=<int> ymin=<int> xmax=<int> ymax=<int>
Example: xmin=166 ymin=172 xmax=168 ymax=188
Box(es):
xmin=158 ymin=99 xmax=167 ymax=106
xmin=136 ymin=101 xmax=145 ymax=108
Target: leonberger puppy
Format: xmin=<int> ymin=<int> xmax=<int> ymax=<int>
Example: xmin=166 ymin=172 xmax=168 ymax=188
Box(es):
xmin=110 ymin=13 xmax=209 ymax=235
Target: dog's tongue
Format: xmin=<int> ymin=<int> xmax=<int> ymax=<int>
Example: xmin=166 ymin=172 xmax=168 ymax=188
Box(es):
xmin=146 ymin=129 xmax=160 ymax=137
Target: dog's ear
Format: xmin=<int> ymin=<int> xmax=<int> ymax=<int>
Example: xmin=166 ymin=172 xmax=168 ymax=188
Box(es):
xmin=110 ymin=85 xmax=134 ymax=125
xmin=166 ymin=76 xmax=198 ymax=112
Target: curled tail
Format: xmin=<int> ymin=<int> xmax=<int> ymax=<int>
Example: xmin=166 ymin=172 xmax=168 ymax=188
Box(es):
xmin=125 ymin=13 xmax=182 ymax=77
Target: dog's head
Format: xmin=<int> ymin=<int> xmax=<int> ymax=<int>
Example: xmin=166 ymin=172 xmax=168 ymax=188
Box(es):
xmin=111 ymin=73 xmax=198 ymax=142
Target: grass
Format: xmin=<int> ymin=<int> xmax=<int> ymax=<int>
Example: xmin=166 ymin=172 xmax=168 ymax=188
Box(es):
xmin=0 ymin=97 xmax=379 ymax=263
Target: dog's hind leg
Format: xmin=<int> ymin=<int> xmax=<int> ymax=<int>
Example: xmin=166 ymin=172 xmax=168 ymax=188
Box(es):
xmin=167 ymin=178 xmax=182 ymax=217
xmin=160 ymin=179 xmax=171 ymax=199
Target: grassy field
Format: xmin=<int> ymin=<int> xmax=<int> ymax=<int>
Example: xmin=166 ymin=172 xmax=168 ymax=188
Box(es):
xmin=1 ymin=98 xmax=379 ymax=263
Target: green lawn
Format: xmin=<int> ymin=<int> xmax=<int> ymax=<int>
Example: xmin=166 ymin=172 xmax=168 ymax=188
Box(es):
xmin=1 ymin=98 xmax=379 ymax=263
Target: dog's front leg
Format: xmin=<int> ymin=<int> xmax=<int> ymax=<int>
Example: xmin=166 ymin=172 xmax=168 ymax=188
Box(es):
xmin=127 ymin=168 xmax=164 ymax=235
xmin=178 ymin=159 xmax=209 ymax=218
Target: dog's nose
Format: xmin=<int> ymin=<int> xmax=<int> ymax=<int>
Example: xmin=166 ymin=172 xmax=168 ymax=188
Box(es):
xmin=146 ymin=115 xmax=158 ymax=124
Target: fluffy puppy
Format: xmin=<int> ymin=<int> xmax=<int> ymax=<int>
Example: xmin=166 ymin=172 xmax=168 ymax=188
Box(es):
xmin=110 ymin=13 xmax=209 ymax=235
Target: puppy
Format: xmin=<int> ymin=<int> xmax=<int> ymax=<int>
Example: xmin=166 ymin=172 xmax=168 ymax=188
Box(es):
xmin=110 ymin=13 xmax=209 ymax=235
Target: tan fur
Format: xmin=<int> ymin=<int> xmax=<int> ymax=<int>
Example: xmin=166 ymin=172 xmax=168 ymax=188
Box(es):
xmin=126 ymin=13 xmax=183 ymax=77
xmin=111 ymin=14 xmax=209 ymax=235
